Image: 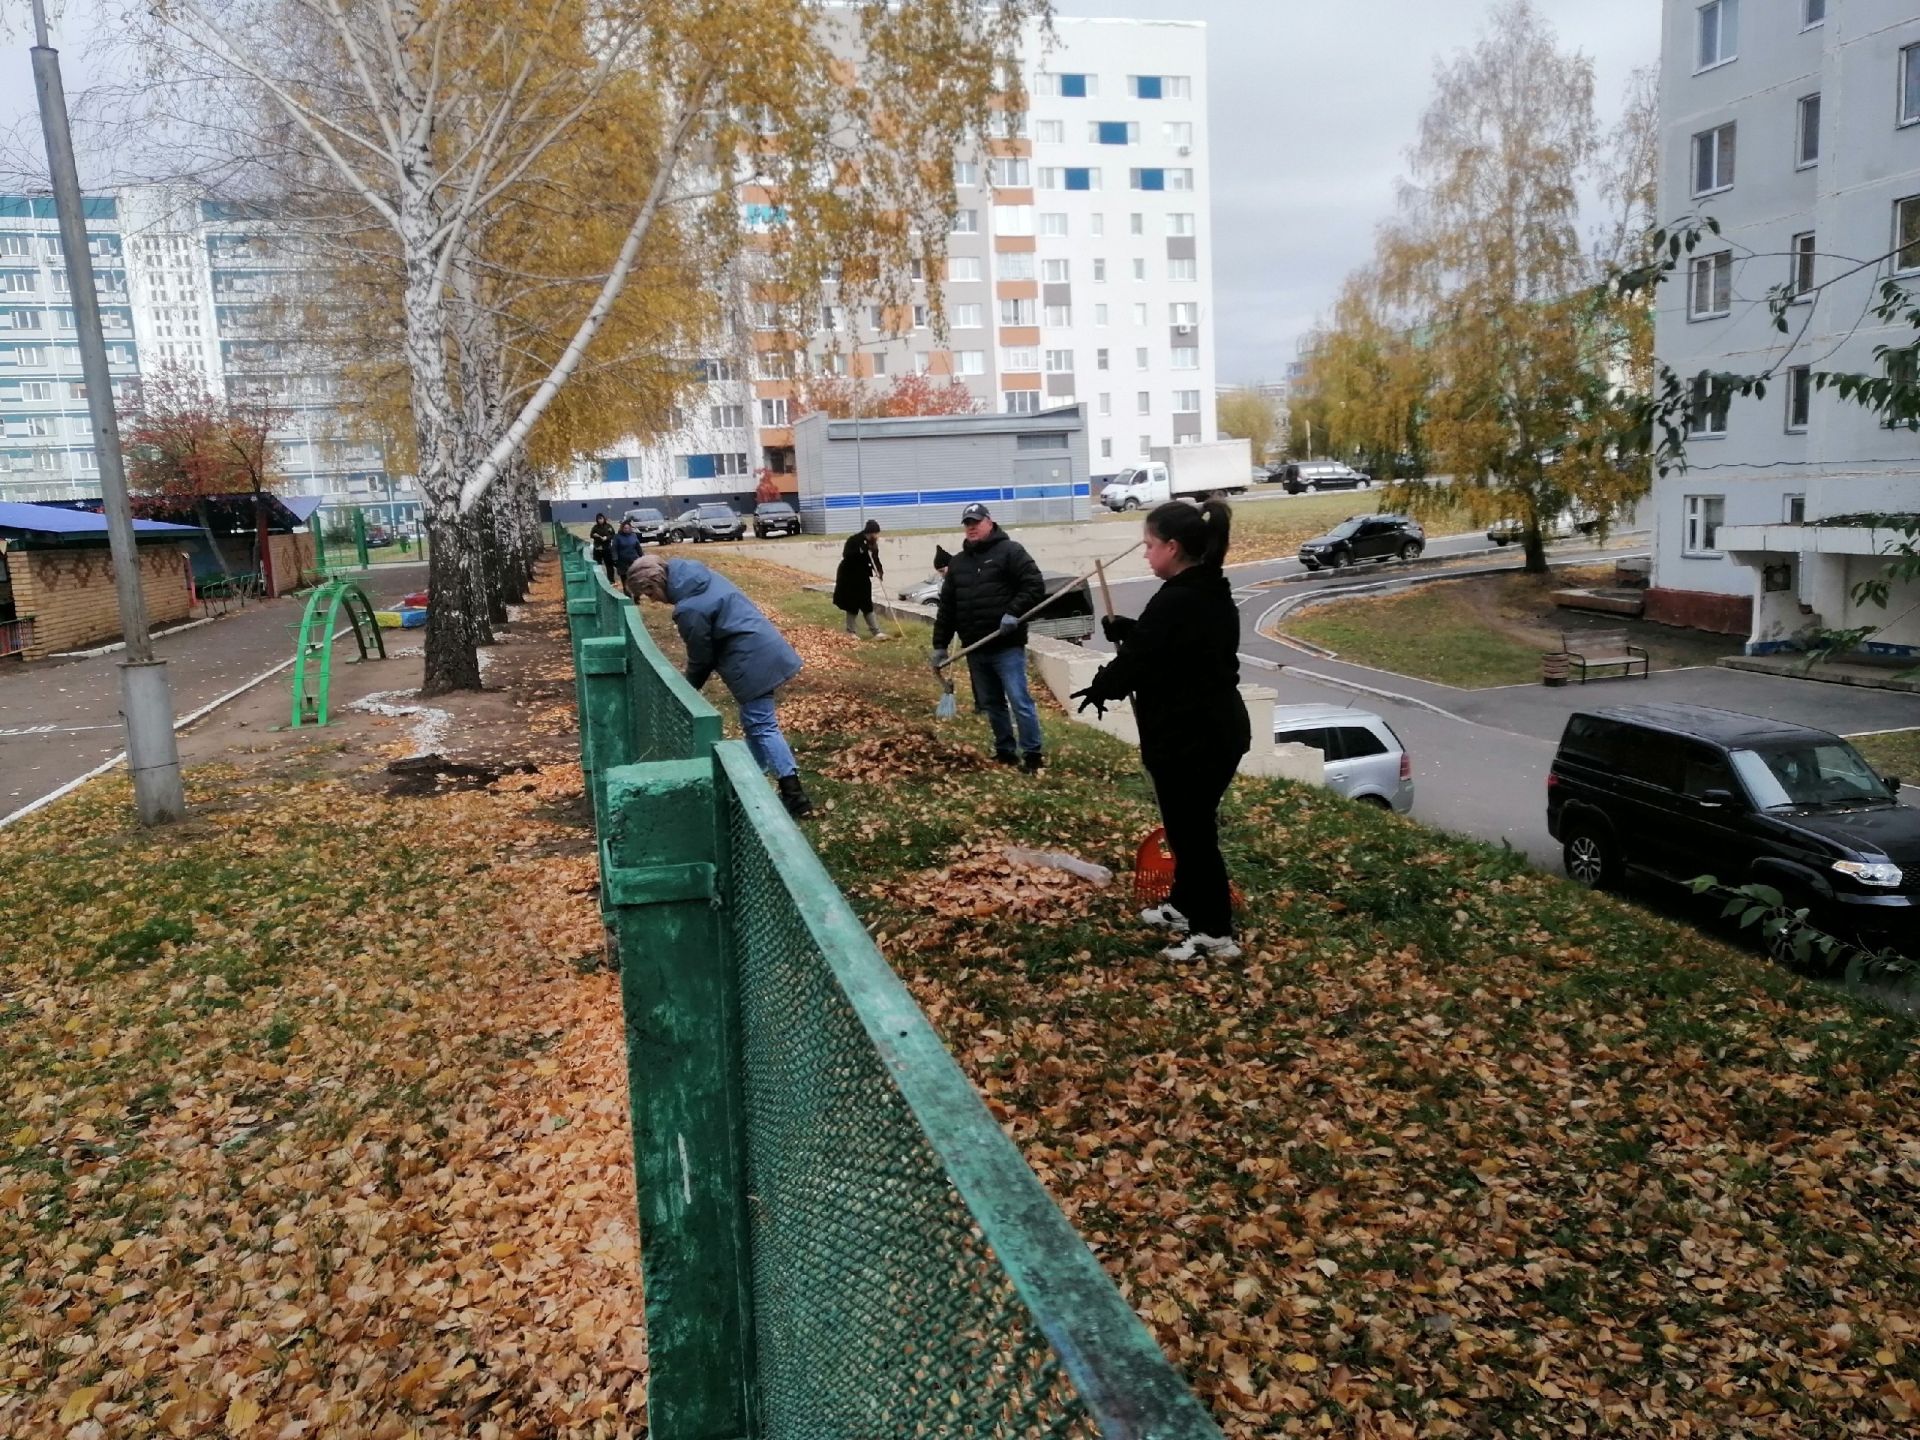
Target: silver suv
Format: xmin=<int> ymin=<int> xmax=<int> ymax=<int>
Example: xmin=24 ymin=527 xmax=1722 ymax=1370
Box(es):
xmin=1271 ymin=704 xmax=1414 ymax=812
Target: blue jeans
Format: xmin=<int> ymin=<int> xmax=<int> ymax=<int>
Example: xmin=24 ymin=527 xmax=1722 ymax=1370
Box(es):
xmin=967 ymin=645 xmax=1042 ymax=758
xmin=738 ymin=693 xmax=797 ymax=778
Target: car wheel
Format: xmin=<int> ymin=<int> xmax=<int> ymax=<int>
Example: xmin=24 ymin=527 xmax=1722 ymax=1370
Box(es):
xmin=1328 ymin=550 xmax=1349 ymax=570
xmin=1357 ymin=794 xmax=1392 ymax=810
xmin=1399 ymin=542 xmax=1421 ymax=562
xmin=1562 ymin=822 xmax=1618 ymax=889
xmin=1359 ymin=479 xmax=1372 ymax=489
xmin=1124 ymin=498 xmax=1140 ymax=511
xmin=1491 ymin=536 xmax=1510 ymax=546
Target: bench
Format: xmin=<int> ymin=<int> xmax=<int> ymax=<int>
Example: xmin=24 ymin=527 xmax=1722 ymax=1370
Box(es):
xmin=1559 ymin=630 xmax=1649 ymax=682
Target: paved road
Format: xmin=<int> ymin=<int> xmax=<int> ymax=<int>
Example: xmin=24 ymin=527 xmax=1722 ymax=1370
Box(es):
xmin=1092 ymin=530 xmax=1919 ymax=866
xmin=1 ymin=566 xmax=426 ymax=820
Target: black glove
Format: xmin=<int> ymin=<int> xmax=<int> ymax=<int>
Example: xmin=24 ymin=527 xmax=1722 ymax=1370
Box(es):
xmin=1071 ymin=687 xmax=1107 ymax=718
xmin=1101 ymin=614 xmax=1137 ymax=644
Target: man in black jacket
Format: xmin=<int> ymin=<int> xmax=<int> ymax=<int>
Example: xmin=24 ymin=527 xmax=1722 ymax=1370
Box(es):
xmin=932 ymin=503 xmax=1048 ymax=770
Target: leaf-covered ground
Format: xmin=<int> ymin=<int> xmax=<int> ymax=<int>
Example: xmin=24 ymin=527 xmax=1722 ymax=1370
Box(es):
xmin=0 ymin=566 xmax=649 ymax=1439
xmin=705 ymin=555 xmax=1920 ymax=1437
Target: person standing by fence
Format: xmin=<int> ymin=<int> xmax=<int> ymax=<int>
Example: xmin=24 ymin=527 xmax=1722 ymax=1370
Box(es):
xmin=1071 ymin=500 xmax=1249 ymax=961
xmin=609 ymin=518 xmax=643 ymax=582
xmin=590 ymin=512 xmax=616 ymax=583
xmin=625 ymin=554 xmax=814 ymax=819
xmin=833 ymin=520 xmax=890 ymax=640
xmin=932 ymin=503 xmax=1048 ymax=772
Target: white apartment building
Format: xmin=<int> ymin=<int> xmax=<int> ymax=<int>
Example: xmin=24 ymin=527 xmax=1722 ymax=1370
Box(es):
xmin=1652 ymin=0 xmax=1920 ymax=656
xmin=569 ymin=15 xmax=1219 ymax=518
xmin=0 ymin=186 xmax=408 ymax=517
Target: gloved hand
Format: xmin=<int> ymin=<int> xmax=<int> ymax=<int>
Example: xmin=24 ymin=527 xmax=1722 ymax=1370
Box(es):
xmin=930 ymin=646 xmax=950 ymax=670
xmin=998 ymin=613 xmax=1020 ymax=633
xmin=1071 ymin=687 xmax=1107 ymax=718
xmin=1101 ymin=614 xmax=1137 ymax=644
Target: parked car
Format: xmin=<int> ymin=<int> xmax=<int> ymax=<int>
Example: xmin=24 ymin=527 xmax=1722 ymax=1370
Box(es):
xmin=623 ymin=506 xmax=673 ymax=544
xmin=364 ymin=526 xmax=392 ymax=548
xmin=674 ymin=503 xmax=745 ymax=543
xmin=752 ymin=501 xmax=802 ymax=538
xmin=898 ymin=574 xmax=943 ymax=605
xmin=894 ymin=571 xmax=1095 ymax=645
xmin=1297 ymin=514 xmax=1425 ymax=570
xmin=1486 ymin=509 xmax=1600 ymax=546
xmin=1548 ymin=703 xmax=1919 ymax=957
xmin=1272 ymin=704 xmax=1415 ymax=812
xmin=1279 ymin=461 xmax=1373 ymax=493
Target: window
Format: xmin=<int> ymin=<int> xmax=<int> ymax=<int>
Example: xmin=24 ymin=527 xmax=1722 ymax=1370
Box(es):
xmin=1164 ymin=121 xmax=1193 ymax=147
xmin=990 ymin=157 xmax=1030 ymax=187
xmin=1167 ymin=169 xmax=1194 ymax=192
xmin=1043 ymin=304 xmax=1071 ymax=326
xmin=951 ymin=209 xmax=979 ymax=234
xmin=1091 ymin=259 xmax=1107 ymax=282
xmin=1101 ymin=438 xmax=1113 ymax=458
xmin=1002 ymin=346 xmax=1040 ymax=371
xmin=4 ymin=310 xmax=42 ymax=331
xmin=1136 ymin=391 xmax=1151 ymax=415
xmin=0 ymin=236 xmax=28 ymax=256
xmin=1683 ymin=495 xmax=1726 ymax=555
xmin=1000 ymin=251 xmax=1036 ymax=280
xmin=1040 ymin=212 xmax=1069 ymax=237
xmin=1165 ymin=77 xmax=1192 ymax=100
xmin=711 ymin=404 xmax=746 ymax=429
xmin=1098 ymin=392 xmax=1111 ymax=416
xmin=1696 ymin=0 xmax=1737 ymax=71
xmin=1171 ymin=347 xmax=1198 ymax=370
xmin=1689 ymin=251 xmax=1732 ymax=318
xmin=1168 ymin=257 xmax=1197 ymax=281
xmin=1139 ymin=434 xmax=1153 ymax=454
xmin=1797 ymin=93 xmax=1820 ymax=167
xmin=1037 ymin=167 xmax=1060 ymax=189
xmin=949 ymin=256 xmax=983 ymax=282
xmin=1090 ymin=214 xmax=1105 ymax=238
xmin=1903 ymin=44 xmax=1920 ymax=127
xmin=954 ymin=350 xmax=986 ymax=375
xmin=820 ymin=303 xmax=846 ymax=331
xmin=951 ymin=303 xmax=984 ymax=328
xmin=21 ymin=381 xmax=51 ymax=400
xmin=1096 ymin=348 xmax=1109 ymax=370
xmin=1168 ymin=213 xmax=1195 ymax=237
xmin=1094 ymin=303 xmax=1109 ymax=325
xmin=1693 ymin=123 xmax=1736 ymax=195
xmin=953 ymin=161 xmax=979 ymax=186
xmin=759 ymin=397 xmax=789 ymax=426
xmin=913 ymin=352 xmax=933 ymax=375
xmin=1169 ymin=302 xmax=1199 ymax=326
xmin=999 ymin=297 xmax=1036 ymax=325
xmin=1004 ymin=390 xmax=1041 ymax=414
xmin=1064 ymin=167 xmax=1098 ymax=191
xmin=1790 ymin=231 xmax=1816 ymax=298
xmin=1037 ymin=119 xmax=1065 ymax=143
xmin=1130 ymin=213 xmax=1145 ymax=236
xmin=1045 ymin=349 xmax=1074 ymax=373
xmin=993 ymin=205 xmax=1033 ymax=235
xmin=1129 ymin=168 xmax=1166 ymax=192
xmin=868 ymin=304 xmax=888 ymax=330
xmin=1786 ymin=364 xmax=1811 ymax=431
xmin=1092 ymin=121 xmax=1138 ymax=145
xmin=1803 ymin=0 xmax=1824 ymax=26
xmin=913 ymin=303 xmax=931 ymax=328
xmin=1882 ymin=349 xmax=1917 ymax=428
xmin=824 ymin=352 xmax=849 ymax=376
xmin=1174 ymin=390 xmax=1200 ymax=413
xmin=2 ymin=272 xmax=33 ymax=293
xmin=910 ymin=258 xmax=926 ymax=281
xmin=1038 ymin=72 xmax=1094 ymax=98
xmin=1042 ymin=259 xmax=1070 ymax=283
xmin=1126 ymin=258 xmax=1143 ymax=283
xmin=871 ymin=351 xmax=888 ymax=376
xmin=1786 ymin=494 xmax=1807 ymax=523
xmin=1135 ymin=346 xmax=1150 ymax=370
xmin=1896 ymin=196 xmax=1920 ymax=274
xmin=1132 ymin=302 xmax=1148 ymax=325
xmin=1687 ymin=372 xmax=1731 ymax=437
xmin=1128 ymin=75 xmax=1164 ymax=100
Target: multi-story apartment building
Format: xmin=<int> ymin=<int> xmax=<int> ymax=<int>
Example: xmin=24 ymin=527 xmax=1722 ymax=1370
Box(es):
xmin=576 ymin=15 xmax=1219 ymax=517
xmin=1652 ymin=0 xmax=1920 ymax=656
xmin=1 ymin=186 xmax=407 ymax=519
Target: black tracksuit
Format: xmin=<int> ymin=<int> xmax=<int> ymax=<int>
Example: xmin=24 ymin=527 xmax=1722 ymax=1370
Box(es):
xmin=1081 ymin=564 xmax=1250 ymax=937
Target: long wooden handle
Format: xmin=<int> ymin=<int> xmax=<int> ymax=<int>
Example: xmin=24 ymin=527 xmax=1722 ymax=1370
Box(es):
xmin=1093 ymin=560 xmax=1116 ymax=622
xmin=939 ymin=538 xmax=1143 ymax=668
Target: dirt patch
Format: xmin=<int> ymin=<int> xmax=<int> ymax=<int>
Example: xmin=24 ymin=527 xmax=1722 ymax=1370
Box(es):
xmin=384 ymin=752 xmax=537 ymax=797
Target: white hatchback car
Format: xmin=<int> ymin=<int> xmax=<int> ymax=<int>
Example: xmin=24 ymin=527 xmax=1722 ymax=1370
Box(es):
xmin=1272 ymin=704 xmax=1415 ymax=812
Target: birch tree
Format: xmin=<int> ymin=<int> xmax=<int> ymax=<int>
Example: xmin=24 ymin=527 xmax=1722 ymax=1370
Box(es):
xmin=140 ymin=0 xmax=1046 ymax=692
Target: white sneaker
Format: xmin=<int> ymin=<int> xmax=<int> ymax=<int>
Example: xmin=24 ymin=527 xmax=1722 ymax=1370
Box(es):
xmin=1139 ymin=903 xmax=1189 ymax=932
xmin=1160 ymin=933 xmax=1242 ymax=963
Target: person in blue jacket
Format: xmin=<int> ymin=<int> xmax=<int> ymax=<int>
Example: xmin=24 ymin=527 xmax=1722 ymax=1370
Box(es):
xmin=624 ymin=553 xmax=813 ymax=818
xmin=608 ymin=518 xmax=643 ymax=579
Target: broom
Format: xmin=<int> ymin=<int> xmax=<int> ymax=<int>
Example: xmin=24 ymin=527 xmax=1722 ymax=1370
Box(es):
xmin=932 ymin=539 xmax=1144 ymax=717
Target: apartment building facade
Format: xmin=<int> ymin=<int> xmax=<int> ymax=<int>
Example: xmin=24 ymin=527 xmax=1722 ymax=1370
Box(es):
xmin=576 ymin=15 xmax=1220 ymax=518
xmin=1652 ymin=0 xmax=1920 ymax=655
xmin=1 ymin=186 xmax=407 ymax=519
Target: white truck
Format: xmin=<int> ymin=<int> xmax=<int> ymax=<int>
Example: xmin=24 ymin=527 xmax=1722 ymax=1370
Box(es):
xmin=1099 ymin=438 xmax=1253 ymax=511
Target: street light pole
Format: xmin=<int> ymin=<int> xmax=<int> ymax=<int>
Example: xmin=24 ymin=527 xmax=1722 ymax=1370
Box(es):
xmin=30 ymin=0 xmax=185 ymax=825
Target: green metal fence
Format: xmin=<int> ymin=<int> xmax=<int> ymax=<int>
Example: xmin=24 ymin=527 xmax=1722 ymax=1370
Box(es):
xmin=559 ymin=532 xmax=1221 ymax=1440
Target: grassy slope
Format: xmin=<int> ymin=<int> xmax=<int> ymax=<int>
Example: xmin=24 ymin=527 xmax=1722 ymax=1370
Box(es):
xmin=1851 ymin=728 xmax=1920 ymax=782
xmin=694 ymin=555 xmax=1920 ymax=1438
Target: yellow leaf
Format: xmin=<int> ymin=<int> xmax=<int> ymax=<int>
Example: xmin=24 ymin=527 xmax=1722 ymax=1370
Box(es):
xmin=1285 ymin=1352 xmax=1319 ymax=1372
xmin=226 ymin=1392 xmax=261 ymax=1433
xmin=12 ymin=1126 xmax=34 ymax=1147
xmin=58 ymin=1387 xmax=99 ymax=1425
xmin=1879 ymin=1349 xmax=1898 ymax=1365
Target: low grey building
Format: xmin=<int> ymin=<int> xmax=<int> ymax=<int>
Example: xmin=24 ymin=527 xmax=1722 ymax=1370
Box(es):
xmin=793 ymin=405 xmax=1090 ymax=535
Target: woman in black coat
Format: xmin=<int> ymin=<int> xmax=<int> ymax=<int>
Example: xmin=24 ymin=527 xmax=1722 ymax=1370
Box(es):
xmin=1073 ymin=500 xmax=1250 ymax=962
xmin=833 ymin=520 xmax=888 ymax=639
xmin=589 ymin=513 xmax=616 ymax=583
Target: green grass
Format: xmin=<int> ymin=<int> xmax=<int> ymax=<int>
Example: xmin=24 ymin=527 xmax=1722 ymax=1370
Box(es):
xmin=1850 ymin=727 xmax=1920 ymax=781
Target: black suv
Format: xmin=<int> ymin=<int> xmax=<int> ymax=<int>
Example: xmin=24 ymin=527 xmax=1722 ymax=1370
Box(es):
xmin=623 ymin=506 xmax=672 ymax=544
xmin=1548 ymin=703 xmax=1919 ymax=954
xmin=1297 ymin=514 xmax=1424 ymax=570
xmin=752 ymin=501 xmax=802 ymax=538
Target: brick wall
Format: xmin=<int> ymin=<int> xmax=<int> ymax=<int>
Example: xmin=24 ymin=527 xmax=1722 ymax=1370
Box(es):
xmin=8 ymin=543 xmax=194 ymax=660
xmin=1644 ymin=586 xmax=1752 ymax=636
xmin=266 ymin=532 xmax=318 ymax=594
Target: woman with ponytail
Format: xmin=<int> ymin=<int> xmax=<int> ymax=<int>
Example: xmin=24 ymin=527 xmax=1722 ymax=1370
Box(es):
xmin=1072 ymin=499 xmax=1250 ymax=961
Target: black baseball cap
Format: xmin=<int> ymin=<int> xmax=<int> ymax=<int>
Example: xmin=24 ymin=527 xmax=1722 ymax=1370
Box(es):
xmin=960 ymin=503 xmax=992 ymax=523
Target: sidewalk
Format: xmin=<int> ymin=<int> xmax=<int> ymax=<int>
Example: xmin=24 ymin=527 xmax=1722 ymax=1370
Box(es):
xmin=1 ymin=565 xmax=425 ymax=818
xmin=1721 ymin=651 xmax=1920 ymax=695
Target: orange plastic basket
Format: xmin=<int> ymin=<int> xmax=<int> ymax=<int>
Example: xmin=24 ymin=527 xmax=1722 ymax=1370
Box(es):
xmin=1131 ymin=826 xmax=1243 ymax=910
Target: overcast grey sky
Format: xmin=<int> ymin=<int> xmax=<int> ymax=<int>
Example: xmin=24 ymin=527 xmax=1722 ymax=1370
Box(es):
xmin=5 ymin=0 xmax=1666 ymax=387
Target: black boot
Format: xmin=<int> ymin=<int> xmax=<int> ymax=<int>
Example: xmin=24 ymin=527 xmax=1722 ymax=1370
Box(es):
xmin=777 ymin=772 xmax=814 ymax=819
xmin=1022 ymin=752 xmax=1045 ymax=774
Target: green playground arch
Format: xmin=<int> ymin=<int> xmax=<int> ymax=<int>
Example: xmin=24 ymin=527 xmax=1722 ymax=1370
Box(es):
xmin=290 ymin=578 xmax=388 ymax=728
